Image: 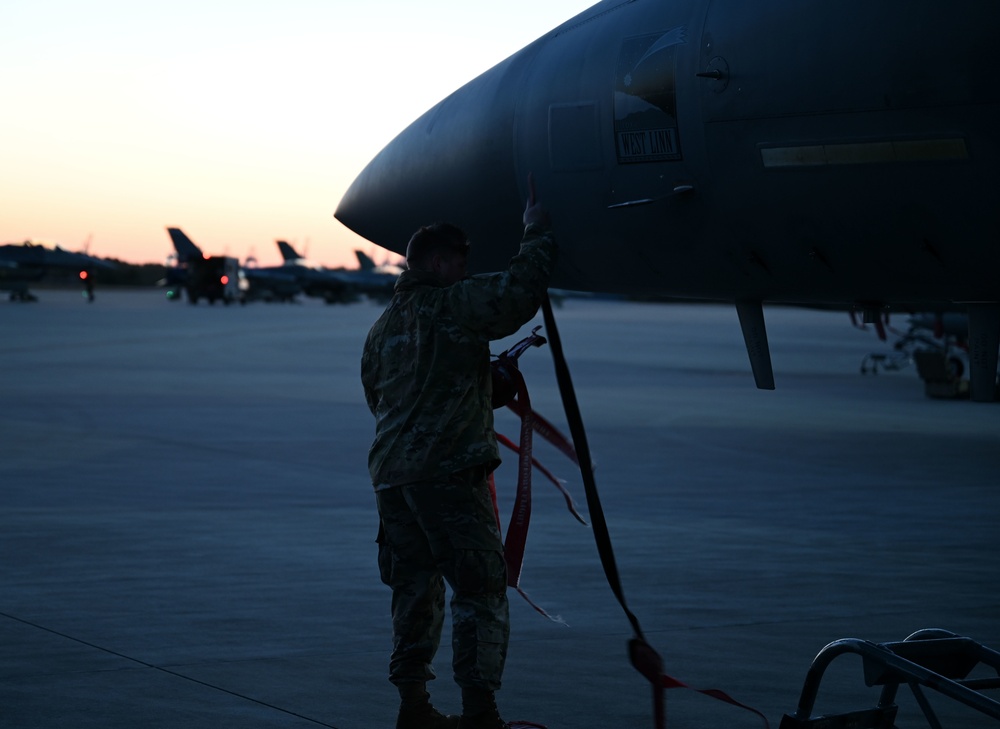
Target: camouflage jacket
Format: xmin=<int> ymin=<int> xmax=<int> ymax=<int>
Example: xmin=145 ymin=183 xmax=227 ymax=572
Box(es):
xmin=361 ymin=224 xmax=557 ymax=488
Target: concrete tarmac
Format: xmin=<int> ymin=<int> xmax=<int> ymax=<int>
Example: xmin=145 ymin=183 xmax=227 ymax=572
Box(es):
xmin=2 ymin=289 xmax=998 ymax=729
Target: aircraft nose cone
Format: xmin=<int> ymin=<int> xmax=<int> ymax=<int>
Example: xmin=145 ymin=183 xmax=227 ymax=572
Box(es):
xmin=335 ymin=55 xmax=529 ymax=269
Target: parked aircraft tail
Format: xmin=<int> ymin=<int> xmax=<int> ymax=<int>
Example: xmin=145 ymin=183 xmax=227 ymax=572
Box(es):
xmin=277 ymin=241 xmax=304 ymax=262
xmin=167 ymin=228 xmax=204 ymax=263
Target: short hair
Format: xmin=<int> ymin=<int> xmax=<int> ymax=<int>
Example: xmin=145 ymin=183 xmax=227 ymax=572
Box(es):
xmin=405 ymin=223 xmax=470 ymax=270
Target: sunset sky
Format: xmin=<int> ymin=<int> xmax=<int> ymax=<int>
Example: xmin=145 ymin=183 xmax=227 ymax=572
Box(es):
xmin=1 ymin=1 xmax=591 ymax=268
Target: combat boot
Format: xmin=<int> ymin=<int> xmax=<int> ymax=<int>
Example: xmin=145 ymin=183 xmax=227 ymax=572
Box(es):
xmin=459 ymin=688 xmax=509 ymax=729
xmin=396 ymin=702 xmax=460 ymax=729
xmin=458 ymin=707 xmax=509 ymax=729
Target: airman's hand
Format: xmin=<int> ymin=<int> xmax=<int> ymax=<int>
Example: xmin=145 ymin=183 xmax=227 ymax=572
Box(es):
xmin=523 ymin=172 xmax=551 ymax=228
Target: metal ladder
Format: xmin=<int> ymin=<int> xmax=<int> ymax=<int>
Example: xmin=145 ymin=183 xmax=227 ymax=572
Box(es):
xmin=780 ymin=629 xmax=1000 ymax=729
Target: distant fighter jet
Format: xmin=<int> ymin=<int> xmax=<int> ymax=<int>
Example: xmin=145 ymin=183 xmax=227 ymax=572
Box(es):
xmin=0 ymin=240 xmax=115 ymax=302
xmin=335 ymin=0 xmax=1000 ymax=400
xmin=353 ymin=249 xmax=403 ymax=277
xmin=166 ymin=227 xmax=299 ymax=304
xmin=275 ymin=241 xmax=398 ymax=303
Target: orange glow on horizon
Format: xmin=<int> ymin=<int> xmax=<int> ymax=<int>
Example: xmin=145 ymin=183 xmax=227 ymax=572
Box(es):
xmin=2 ymin=0 xmax=589 ymax=273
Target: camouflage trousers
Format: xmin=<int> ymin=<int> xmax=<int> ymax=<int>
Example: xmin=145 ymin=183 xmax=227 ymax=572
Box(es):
xmin=375 ymin=465 xmax=509 ymax=691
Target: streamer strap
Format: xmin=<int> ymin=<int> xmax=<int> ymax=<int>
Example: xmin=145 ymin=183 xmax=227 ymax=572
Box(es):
xmin=541 ymin=293 xmax=769 ymax=729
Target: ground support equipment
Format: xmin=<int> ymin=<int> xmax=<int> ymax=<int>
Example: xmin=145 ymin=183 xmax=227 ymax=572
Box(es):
xmin=780 ymin=629 xmax=1000 ymax=729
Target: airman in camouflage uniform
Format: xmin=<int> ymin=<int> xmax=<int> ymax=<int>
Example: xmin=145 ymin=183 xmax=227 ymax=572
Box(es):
xmin=362 ymin=192 xmax=555 ymax=729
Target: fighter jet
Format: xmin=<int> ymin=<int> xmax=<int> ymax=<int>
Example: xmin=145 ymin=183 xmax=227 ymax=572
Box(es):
xmin=345 ymin=249 xmax=401 ymax=302
xmin=166 ymin=227 xmax=299 ymax=304
xmin=0 ymin=240 xmax=116 ymax=302
xmin=335 ymin=0 xmax=1000 ymax=400
xmin=275 ymin=241 xmax=397 ymax=303
xmin=354 ymin=249 xmax=403 ymax=277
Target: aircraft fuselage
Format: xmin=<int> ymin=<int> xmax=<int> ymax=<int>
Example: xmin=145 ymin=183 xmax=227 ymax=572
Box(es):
xmin=335 ymin=0 xmax=1000 ymax=397
xmin=337 ymin=0 xmax=998 ymax=308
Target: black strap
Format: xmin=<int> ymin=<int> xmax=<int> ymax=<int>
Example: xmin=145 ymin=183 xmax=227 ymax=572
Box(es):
xmin=540 ymin=293 xmax=646 ymax=640
xmin=541 ymin=293 xmax=769 ymax=729
xmin=540 ymin=293 xmax=667 ymax=728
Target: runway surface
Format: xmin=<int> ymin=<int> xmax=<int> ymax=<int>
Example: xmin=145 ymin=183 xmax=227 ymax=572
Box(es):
xmin=2 ymin=288 xmax=998 ymax=728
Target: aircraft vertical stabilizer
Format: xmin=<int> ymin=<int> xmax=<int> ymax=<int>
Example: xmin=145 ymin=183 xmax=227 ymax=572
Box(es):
xmin=277 ymin=241 xmax=304 ymax=262
xmin=167 ymin=228 xmax=204 ymax=263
